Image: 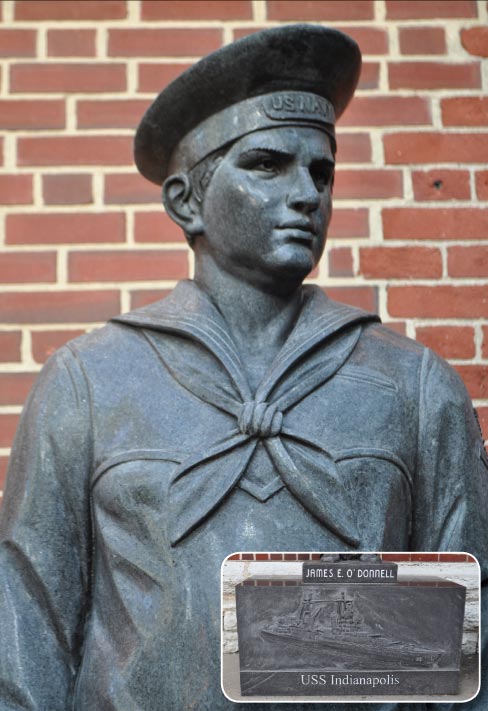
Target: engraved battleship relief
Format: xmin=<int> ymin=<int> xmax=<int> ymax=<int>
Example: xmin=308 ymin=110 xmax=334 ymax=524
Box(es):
xmin=261 ymin=590 xmax=444 ymax=669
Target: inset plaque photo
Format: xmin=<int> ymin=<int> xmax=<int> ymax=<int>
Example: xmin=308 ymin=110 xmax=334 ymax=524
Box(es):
xmin=221 ymin=552 xmax=480 ymax=703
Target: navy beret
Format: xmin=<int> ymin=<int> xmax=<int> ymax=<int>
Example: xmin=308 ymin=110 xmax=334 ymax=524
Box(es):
xmin=134 ymin=24 xmax=361 ymax=186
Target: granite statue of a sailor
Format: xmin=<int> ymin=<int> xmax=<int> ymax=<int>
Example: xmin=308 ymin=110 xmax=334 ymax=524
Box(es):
xmin=0 ymin=25 xmax=486 ymax=711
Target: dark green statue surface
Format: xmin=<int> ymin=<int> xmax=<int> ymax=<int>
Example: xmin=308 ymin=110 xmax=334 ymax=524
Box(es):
xmin=0 ymin=25 xmax=486 ymax=711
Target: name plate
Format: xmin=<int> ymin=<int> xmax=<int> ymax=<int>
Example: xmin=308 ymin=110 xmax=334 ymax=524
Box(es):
xmin=302 ymin=561 xmax=397 ymax=583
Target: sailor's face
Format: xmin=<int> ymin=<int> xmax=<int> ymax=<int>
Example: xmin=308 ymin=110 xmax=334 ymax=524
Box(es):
xmin=198 ymin=126 xmax=334 ymax=289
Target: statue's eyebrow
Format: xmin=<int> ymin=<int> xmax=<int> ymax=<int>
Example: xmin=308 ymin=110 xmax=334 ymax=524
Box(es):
xmin=237 ymin=147 xmax=292 ymax=161
xmin=237 ymin=147 xmax=335 ymax=167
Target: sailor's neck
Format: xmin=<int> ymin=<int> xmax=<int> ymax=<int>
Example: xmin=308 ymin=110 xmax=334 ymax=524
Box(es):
xmin=194 ymin=262 xmax=303 ymax=388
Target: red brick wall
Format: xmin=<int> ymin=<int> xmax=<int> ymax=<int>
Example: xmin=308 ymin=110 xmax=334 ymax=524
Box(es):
xmin=228 ymin=552 xmax=477 ymax=562
xmin=1 ymin=0 xmax=487 ymax=494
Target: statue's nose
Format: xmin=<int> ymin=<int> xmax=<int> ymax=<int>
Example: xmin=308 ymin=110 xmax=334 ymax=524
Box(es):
xmin=286 ymin=167 xmax=320 ymax=213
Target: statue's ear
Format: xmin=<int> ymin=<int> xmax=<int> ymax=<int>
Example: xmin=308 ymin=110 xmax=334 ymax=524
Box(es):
xmin=162 ymin=173 xmax=204 ymax=239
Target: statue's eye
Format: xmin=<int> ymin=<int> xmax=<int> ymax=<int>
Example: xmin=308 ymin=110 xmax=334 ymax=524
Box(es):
xmin=310 ymin=162 xmax=334 ymax=191
xmin=237 ymin=150 xmax=282 ymax=174
xmin=254 ymin=157 xmax=278 ymax=173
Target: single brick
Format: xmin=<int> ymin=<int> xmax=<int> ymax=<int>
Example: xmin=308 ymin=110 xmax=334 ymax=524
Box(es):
xmin=104 ymin=174 xmax=160 ymax=204
xmin=386 ymin=1 xmax=478 ymax=19
xmin=389 ymin=61 xmax=480 ymax=90
xmin=360 ymin=246 xmax=442 ymax=279
xmin=130 ymin=289 xmax=171 ymax=309
xmin=388 ymin=285 xmax=488 ymax=318
xmin=334 ymin=169 xmax=403 ymax=199
xmin=267 ymin=1 xmax=374 ymax=21
xmin=415 ymin=325 xmax=476 ymax=360
xmin=0 ymin=414 xmax=19 ymax=449
xmin=0 ymin=457 xmax=8 ymax=490
xmin=77 ymin=99 xmax=150 ymax=129
xmin=0 ymin=332 xmax=22 ymax=362
xmin=399 ymin=27 xmax=446 ymax=55
xmin=141 ymin=0 xmax=252 ymax=20
xmin=441 ymin=97 xmax=488 ymax=126
xmin=482 ymin=326 xmax=488 ymax=359
xmin=358 ymin=62 xmax=379 ymax=90
xmin=0 ymin=29 xmax=36 ymax=56
xmin=0 ymin=373 xmax=37 ymax=406
xmin=328 ymin=247 xmax=354 ymax=277
xmin=341 ymin=96 xmax=431 ymax=126
xmin=335 ymin=133 xmax=372 ymax=163
xmin=0 ymin=291 xmax=120 ymax=324
xmin=108 ymin=29 xmax=222 ymax=57
xmin=0 ymin=252 xmax=56 ymax=283
xmin=6 ymin=213 xmax=125 ymax=245
xmin=31 ymin=329 xmax=86 ymax=363
xmin=18 ymin=136 xmax=132 ymax=166
xmin=0 ymin=100 xmax=65 ymax=129
xmin=138 ymin=63 xmax=192 ymax=93
xmin=455 ymin=365 xmax=488 ymax=399
xmin=441 ymin=554 xmax=472 ymax=562
xmin=383 ymin=208 xmax=488 ymax=240
xmin=448 ymin=245 xmax=488 ymax=277
xmin=14 ymin=0 xmax=127 ymax=20
xmin=10 ymin=63 xmax=126 ymax=93
xmin=328 ymin=209 xmax=369 ymax=239
xmin=477 ymin=406 xmax=488 ymax=440
xmin=324 ymin=286 xmax=377 ymax=312
xmin=47 ymin=29 xmax=96 ymax=57
xmin=412 ymin=170 xmax=471 ymax=201
xmin=68 ymin=249 xmax=189 ymax=282
xmin=43 ymin=174 xmax=93 ymax=205
xmin=134 ymin=212 xmax=187 ymax=243
xmin=335 ymin=26 xmax=388 ymax=54
xmin=384 ymin=133 xmax=488 ymax=164
xmin=0 ymin=175 xmax=33 ymax=204
xmin=461 ymin=27 xmax=488 ymax=57
xmin=476 ymin=171 xmax=488 ymax=200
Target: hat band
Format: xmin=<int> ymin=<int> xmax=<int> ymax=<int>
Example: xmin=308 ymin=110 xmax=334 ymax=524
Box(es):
xmin=169 ymin=90 xmax=336 ymax=174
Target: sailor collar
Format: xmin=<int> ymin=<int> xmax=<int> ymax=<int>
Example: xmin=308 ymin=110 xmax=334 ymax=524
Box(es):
xmin=113 ymin=281 xmax=380 ymax=548
xmin=113 ymin=280 xmax=379 ymax=395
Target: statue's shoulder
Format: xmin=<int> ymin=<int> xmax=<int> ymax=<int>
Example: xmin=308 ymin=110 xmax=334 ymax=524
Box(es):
xmin=352 ymin=318 xmax=471 ymax=408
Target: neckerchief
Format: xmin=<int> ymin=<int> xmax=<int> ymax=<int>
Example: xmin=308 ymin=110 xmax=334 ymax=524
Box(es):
xmin=113 ymin=281 xmax=380 ymax=547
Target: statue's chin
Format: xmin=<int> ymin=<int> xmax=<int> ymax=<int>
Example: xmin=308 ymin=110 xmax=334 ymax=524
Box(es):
xmin=255 ymin=264 xmax=314 ymax=297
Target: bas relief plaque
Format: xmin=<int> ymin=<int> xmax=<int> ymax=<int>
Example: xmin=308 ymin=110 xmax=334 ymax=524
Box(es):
xmin=236 ymin=562 xmax=466 ymax=697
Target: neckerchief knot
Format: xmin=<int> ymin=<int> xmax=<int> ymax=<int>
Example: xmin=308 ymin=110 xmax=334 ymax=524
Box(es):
xmin=238 ymin=401 xmax=283 ymax=438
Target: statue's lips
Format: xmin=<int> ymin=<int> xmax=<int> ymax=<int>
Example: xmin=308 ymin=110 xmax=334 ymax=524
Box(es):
xmin=275 ymin=223 xmax=317 ymax=245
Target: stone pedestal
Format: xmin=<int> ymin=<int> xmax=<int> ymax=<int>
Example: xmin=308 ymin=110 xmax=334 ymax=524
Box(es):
xmin=235 ymin=564 xmax=466 ymax=697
